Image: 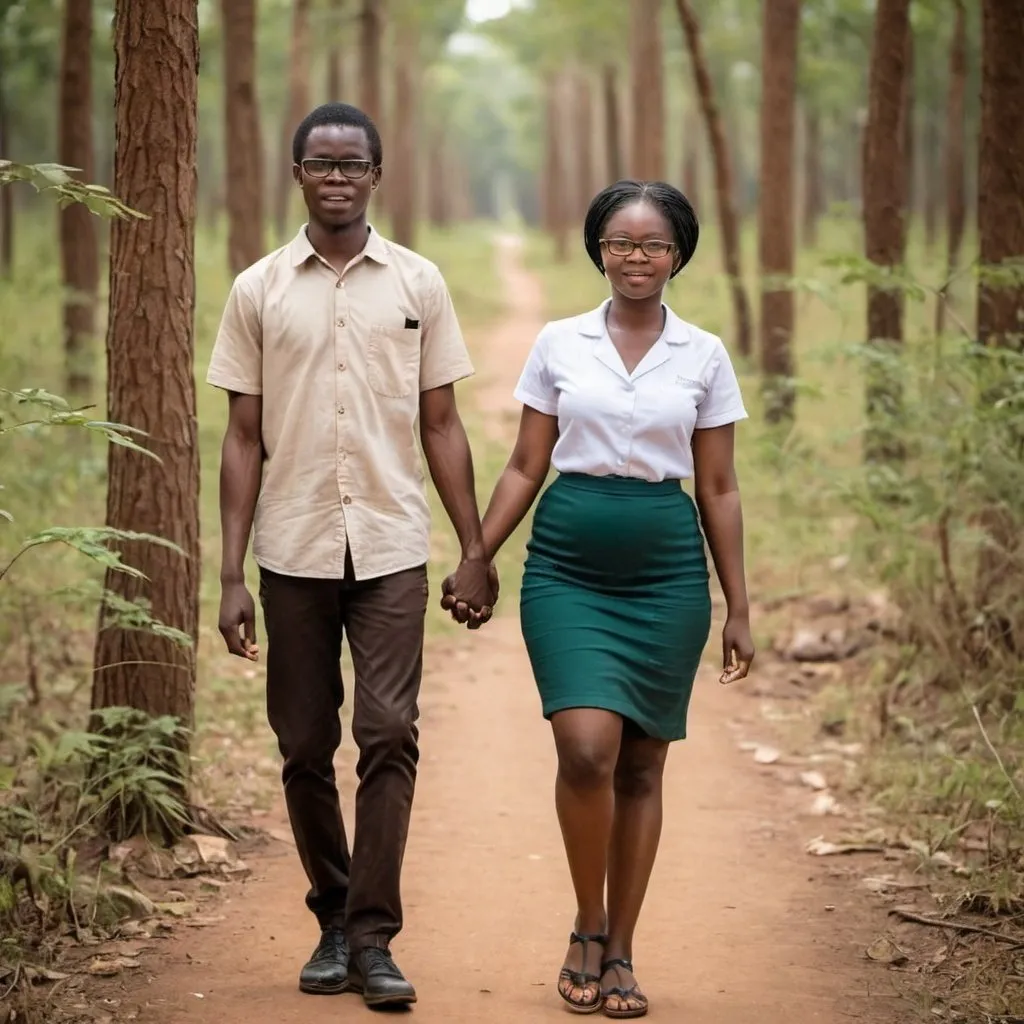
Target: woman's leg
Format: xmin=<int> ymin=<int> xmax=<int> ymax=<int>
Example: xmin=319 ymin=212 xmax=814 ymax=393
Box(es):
xmin=551 ymin=707 xmax=623 ymax=1007
xmin=603 ymin=726 xmax=669 ymax=1015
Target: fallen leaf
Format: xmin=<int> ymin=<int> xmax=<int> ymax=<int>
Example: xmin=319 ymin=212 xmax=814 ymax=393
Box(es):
xmin=155 ymin=901 xmax=197 ymax=917
xmin=753 ymin=746 xmax=781 ymax=765
xmin=86 ymin=956 xmax=141 ymax=977
xmin=810 ymin=793 xmax=842 ymax=817
xmin=806 ymin=836 xmax=884 ymax=857
xmin=22 ymin=965 xmax=71 ymax=983
xmin=865 ymin=935 xmax=909 ymax=966
xmin=800 ymin=770 xmax=828 ymax=791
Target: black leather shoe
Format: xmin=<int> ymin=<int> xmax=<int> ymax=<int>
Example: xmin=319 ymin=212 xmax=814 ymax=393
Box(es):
xmin=298 ymin=927 xmax=349 ymax=994
xmin=349 ymin=946 xmax=417 ymax=1007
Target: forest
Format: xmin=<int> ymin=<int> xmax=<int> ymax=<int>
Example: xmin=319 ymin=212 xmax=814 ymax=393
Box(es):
xmin=0 ymin=0 xmax=1022 ymax=1022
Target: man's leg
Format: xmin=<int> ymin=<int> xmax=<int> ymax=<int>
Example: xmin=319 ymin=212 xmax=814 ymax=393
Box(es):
xmin=259 ymin=567 xmax=352 ymax=993
xmin=342 ymin=563 xmax=428 ymax=1006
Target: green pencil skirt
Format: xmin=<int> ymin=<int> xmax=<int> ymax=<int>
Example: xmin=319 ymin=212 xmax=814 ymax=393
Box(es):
xmin=520 ymin=473 xmax=713 ymax=742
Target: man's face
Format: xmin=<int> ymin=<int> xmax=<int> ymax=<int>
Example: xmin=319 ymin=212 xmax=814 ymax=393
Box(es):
xmin=292 ymin=124 xmax=382 ymax=229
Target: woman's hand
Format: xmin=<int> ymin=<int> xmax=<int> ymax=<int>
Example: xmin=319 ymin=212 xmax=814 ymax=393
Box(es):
xmin=440 ymin=560 xmax=500 ymax=629
xmin=720 ymin=613 xmax=754 ymax=684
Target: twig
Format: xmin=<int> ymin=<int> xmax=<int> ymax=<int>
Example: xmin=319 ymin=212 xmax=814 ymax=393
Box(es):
xmin=972 ymin=703 xmax=1023 ymax=803
xmin=890 ymin=908 xmax=1024 ymax=947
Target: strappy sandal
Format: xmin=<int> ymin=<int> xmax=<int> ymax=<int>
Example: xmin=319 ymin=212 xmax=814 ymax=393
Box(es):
xmin=600 ymin=958 xmax=648 ymax=1019
xmin=557 ymin=931 xmax=607 ymax=1014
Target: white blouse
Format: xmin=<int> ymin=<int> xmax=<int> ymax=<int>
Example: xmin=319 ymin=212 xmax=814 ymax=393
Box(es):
xmin=512 ymin=299 xmax=748 ymax=482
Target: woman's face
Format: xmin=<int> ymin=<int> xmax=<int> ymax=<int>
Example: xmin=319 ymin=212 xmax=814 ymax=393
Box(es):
xmin=599 ymin=200 xmax=679 ymax=302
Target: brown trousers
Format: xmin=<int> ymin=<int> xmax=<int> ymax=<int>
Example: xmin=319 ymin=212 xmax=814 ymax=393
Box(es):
xmin=258 ymin=558 xmax=427 ymax=952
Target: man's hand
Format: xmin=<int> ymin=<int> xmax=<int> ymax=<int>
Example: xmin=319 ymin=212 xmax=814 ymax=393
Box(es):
xmin=218 ymin=580 xmax=259 ymax=660
xmin=440 ymin=560 xmax=499 ymax=630
xmin=720 ymin=613 xmax=754 ymax=684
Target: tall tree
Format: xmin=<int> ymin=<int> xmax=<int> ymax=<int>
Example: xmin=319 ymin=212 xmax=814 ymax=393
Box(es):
xmin=802 ymin=106 xmax=823 ymax=248
xmin=274 ymin=0 xmax=311 ymax=240
xmin=935 ymin=0 xmax=967 ymax=335
xmin=673 ymin=0 xmax=752 ymax=358
xmin=58 ymin=0 xmax=98 ymax=398
xmin=574 ymin=67 xmax=596 ymax=217
xmin=629 ymin=0 xmax=664 ymax=180
xmin=221 ymin=0 xmax=264 ymax=275
xmin=92 ymin=0 xmax=201 ymax=729
xmin=390 ymin=12 xmax=417 ymax=248
xmin=977 ymin=0 xmax=1024 ymax=348
xmin=0 ymin=62 xmax=11 ymax=278
xmin=862 ymin=0 xmax=911 ymax=463
xmin=359 ymin=0 xmax=384 ymax=124
xmin=602 ymin=63 xmax=623 ymax=183
xmin=682 ymin=106 xmax=700 ymax=213
xmin=758 ymin=0 xmax=801 ymax=423
xmin=326 ymin=0 xmax=347 ymax=100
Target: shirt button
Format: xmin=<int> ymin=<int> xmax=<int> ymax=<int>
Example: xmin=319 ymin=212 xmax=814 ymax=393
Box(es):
xmin=336 ymin=280 xmax=342 ymax=289
xmin=338 ymin=361 xmax=346 ymax=371
xmin=336 ymin=318 xmax=345 ymax=327
xmin=337 ymin=404 xmax=345 ymax=415
xmin=342 ymin=495 xmax=352 ymax=505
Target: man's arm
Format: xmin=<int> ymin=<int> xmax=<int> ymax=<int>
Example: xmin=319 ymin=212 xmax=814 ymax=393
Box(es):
xmin=419 ymin=383 xmax=493 ymax=619
xmin=217 ymin=392 xmax=263 ymax=659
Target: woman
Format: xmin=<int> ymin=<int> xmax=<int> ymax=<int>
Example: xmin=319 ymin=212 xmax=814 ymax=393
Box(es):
xmin=444 ymin=180 xmax=754 ymax=1018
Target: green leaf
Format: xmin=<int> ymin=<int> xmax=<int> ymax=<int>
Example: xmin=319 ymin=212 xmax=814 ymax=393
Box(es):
xmin=15 ymin=526 xmax=185 ymax=578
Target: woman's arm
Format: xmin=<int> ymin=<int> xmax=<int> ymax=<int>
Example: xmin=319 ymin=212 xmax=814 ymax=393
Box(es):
xmin=441 ymin=405 xmax=558 ymax=619
xmin=480 ymin=405 xmax=560 ymax=558
xmin=692 ymin=423 xmax=754 ymax=682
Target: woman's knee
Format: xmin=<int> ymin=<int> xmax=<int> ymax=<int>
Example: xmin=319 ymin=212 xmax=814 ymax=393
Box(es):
xmin=613 ymin=739 xmax=668 ymax=798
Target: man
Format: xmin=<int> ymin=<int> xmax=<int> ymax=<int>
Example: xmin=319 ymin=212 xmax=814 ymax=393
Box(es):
xmin=207 ymin=102 xmax=495 ymax=1008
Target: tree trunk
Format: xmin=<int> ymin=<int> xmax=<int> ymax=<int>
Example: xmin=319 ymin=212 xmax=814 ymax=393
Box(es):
xmin=543 ymin=72 xmax=569 ymax=262
xmin=935 ymin=0 xmax=967 ymax=336
xmin=602 ymin=64 xmax=622 ymax=184
xmin=629 ymin=0 xmax=664 ymax=180
xmin=390 ymin=16 xmax=417 ymax=249
xmin=902 ymin=26 xmax=915 ymax=241
xmin=221 ymin=0 xmax=264 ymax=275
xmin=921 ymin=111 xmax=940 ymax=254
xmin=93 ymin=0 xmax=200 ymax=732
xmin=673 ymin=0 xmax=752 ymax=358
xmin=427 ymin=124 xmax=449 ymax=229
xmin=802 ymin=106 xmax=823 ymax=249
xmin=977 ymin=0 xmax=1024 ymax=348
xmin=59 ymin=0 xmax=99 ymax=399
xmin=862 ymin=0 xmax=911 ymax=464
xmin=359 ymin=0 xmax=384 ymax=124
xmin=326 ymin=0 xmax=346 ymax=100
xmin=575 ymin=69 xmax=596 ymax=217
xmin=758 ymin=0 xmax=801 ymax=423
xmin=0 ymin=67 xmax=13 ymax=278
xmin=274 ymin=0 xmax=311 ymax=241
xmin=682 ymin=107 xmax=700 ymax=212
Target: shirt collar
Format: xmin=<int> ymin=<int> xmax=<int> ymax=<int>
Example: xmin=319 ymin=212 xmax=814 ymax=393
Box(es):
xmin=577 ymin=298 xmax=691 ymax=345
xmin=288 ymin=223 xmax=391 ymax=268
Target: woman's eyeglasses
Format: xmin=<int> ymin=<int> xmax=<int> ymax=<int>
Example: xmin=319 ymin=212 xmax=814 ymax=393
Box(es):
xmin=600 ymin=238 xmax=675 ymax=259
xmin=300 ymin=158 xmax=374 ymax=180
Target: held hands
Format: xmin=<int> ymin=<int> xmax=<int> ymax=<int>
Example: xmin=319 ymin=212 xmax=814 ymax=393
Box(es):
xmin=439 ymin=558 xmax=499 ymax=630
xmin=720 ymin=613 xmax=754 ymax=685
xmin=218 ymin=580 xmax=260 ymax=661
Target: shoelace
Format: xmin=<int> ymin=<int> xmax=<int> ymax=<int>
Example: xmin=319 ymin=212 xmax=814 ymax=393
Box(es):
xmin=361 ymin=946 xmax=402 ymax=977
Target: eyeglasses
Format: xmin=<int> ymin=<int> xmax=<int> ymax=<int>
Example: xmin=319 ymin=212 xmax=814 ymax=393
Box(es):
xmin=300 ymin=158 xmax=374 ymax=180
xmin=600 ymin=237 xmax=676 ymax=259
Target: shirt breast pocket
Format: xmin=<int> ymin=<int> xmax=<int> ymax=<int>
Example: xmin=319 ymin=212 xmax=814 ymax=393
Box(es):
xmin=368 ymin=324 xmax=421 ymax=399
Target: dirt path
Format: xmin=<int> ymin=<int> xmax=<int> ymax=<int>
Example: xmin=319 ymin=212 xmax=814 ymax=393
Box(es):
xmin=107 ymin=238 xmax=906 ymax=1023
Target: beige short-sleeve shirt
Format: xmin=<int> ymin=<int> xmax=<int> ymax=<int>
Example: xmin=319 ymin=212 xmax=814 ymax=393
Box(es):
xmin=206 ymin=225 xmax=474 ymax=580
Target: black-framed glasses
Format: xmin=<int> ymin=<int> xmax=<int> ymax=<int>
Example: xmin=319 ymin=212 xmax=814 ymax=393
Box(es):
xmin=600 ymin=237 xmax=676 ymax=259
xmin=300 ymin=158 xmax=374 ymax=180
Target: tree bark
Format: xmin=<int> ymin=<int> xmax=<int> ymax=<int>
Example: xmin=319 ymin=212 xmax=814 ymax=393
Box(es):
xmin=543 ymin=72 xmax=569 ymax=262
xmin=0 ymin=67 xmax=11 ymax=279
xmin=673 ymin=0 xmax=752 ymax=358
xmin=58 ymin=0 xmax=99 ymax=399
xmin=390 ymin=15 xmax=417 ymax=249
xmin=629 ymin=0 xmax=664 ymax=180
xmin=802 ymin=106 xmax=823 ymax=249
xmin=935 ymin=0 xmax=967 ymax=336
xmin=221 ymin=0 xmax=264 ymax=275
xmin=359 ymin=0 xmax=384 ymax=124
xmin=758 ymin=0 xmax=801 ymax=423
xmin=92 ymin=0 xmax=200 ymax=730
xmin=682 ymin=107 xmax=700 ymax=212
xmin=602 ymin=64 xmax=622 ymax=184
xmin=902 ymin=26 xmax=915 ymax=236
xmin=977 ymin=0 xmax=1024 ymax=349
xmin=274 ymin=0 xmax=311 ymax=241
xmin=922 ymin=111 xmax=940 ymax=254
xmin=574 ymin=69 xmax=596 ymax=218
xmin=862 ymin=0 xmax=911 ymax=464
xmin=326 ymin=0 xmax=346 ymax=100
